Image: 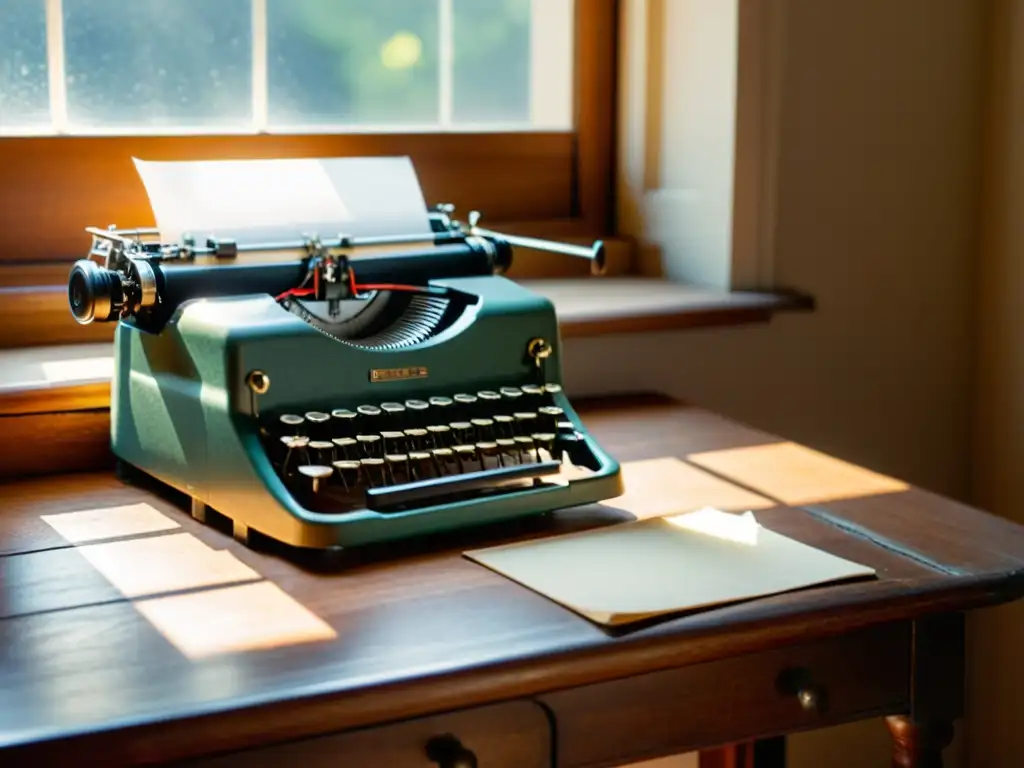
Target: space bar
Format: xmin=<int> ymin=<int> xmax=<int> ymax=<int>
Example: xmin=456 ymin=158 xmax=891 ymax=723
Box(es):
xmin=365 ymin=460 xmax=563 ymax=511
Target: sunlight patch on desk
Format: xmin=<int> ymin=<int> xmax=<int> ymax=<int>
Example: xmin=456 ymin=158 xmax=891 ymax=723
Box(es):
xmin=40 ymin=503 xmax=181 ymax=543
xmin=133 ymin=581 xmax=338 ymax=659
xmin=40 ymin=356 xmax=115 ymax=384
xmin=687 ymin=442 xmax=909 ymax=506
xmin=606 ymin=457 xmax=775 ymax=520
xmin=76 ymin=533 xmax=259 ymax=599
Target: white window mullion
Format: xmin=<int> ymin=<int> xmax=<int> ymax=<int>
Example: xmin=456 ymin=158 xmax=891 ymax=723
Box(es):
xmin=252 ymin=0 xmax=269 ymax=131
xmin=530 ymin=0 xmax=573 ymax=129
xmin=45 ymin=0 xmax=68 ymax=133
xmin=438 ymin=0 xmax=454 ymax=128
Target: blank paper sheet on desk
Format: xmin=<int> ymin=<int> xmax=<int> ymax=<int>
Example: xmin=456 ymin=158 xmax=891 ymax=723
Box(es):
xmin=465 ymin=508 xmax=875 ymax=626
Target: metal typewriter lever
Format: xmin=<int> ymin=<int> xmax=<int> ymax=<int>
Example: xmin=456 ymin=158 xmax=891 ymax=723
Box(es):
xmin=365 ymin=460 xmax=563 ymax=511
xmin=466 ymin=211 xmax=606 ymax=275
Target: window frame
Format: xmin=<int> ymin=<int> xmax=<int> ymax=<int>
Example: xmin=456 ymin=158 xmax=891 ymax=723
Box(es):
xmin=0 ymin=0 xmax=621 ymax=347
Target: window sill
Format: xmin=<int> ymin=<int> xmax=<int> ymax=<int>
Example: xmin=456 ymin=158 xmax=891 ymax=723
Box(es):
xmin=0 ymin=277 xmax=812 ymax=418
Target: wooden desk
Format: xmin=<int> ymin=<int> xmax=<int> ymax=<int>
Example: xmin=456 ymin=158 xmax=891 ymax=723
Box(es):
xmin=1 ymin=394 xmax=1022 ymax=767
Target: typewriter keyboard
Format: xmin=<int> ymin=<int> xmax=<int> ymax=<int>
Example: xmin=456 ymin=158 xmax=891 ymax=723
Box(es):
xmin=259 ymin=384 xmax=597 ymax=513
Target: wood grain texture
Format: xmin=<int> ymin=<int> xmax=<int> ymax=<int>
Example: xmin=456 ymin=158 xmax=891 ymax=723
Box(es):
xmin=542 ymin=622 xmax=910 ymax=767
xmin=0 ymin=410 xmax=111 ymax=481
xmin=0 ymin=132 xmax=574 ymax=265
xmin=0 ymin=395 xmax=1020 ymax=766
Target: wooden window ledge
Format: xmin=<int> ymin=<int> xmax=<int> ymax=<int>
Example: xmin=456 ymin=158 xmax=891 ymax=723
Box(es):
xmin=0 ymin=278 xmax=812 ymax=418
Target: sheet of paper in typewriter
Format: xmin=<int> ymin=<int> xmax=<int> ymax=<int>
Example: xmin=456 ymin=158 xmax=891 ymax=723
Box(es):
xmin=132 ymin=155 xmax=433 ymax=246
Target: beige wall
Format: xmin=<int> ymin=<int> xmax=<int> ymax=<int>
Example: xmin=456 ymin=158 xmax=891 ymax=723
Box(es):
xmin=565 ymin=0 xmax=988 ymax=765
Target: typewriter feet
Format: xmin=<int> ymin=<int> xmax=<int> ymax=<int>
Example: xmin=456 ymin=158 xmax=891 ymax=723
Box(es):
xmin=191 ymin=498 xmax=207 ymax=523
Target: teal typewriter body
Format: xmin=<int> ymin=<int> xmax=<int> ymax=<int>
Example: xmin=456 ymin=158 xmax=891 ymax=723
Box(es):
xmin=68 ymin=179 xmax=623 ymax=554
xmin=107 ymin=275 xmax=622 ymax=550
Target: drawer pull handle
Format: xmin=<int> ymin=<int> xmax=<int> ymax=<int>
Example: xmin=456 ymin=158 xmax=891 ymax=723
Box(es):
xmin=426 ymin=734 xmax=478 ymax=768
xmin=777 ymin=667 xmax=828 ymax=714
xmin=796 ymin=687 xmax=820 ymax=712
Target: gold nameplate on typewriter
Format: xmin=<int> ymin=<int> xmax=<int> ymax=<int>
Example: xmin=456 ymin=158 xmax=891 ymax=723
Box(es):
xmin=370 ymin=366 xmax=429 ymax=383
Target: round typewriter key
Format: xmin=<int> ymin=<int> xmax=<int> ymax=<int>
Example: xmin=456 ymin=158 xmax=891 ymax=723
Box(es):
xmin=454 ymin=393 xmax=477 ymax=408
xmin=332 ymin=437 xmax=357 ymax=458
xmin=427 ymin=424 xmax=451 ymax=448
xmin=381 ymin=402 xmax=405 ymax=415
xmin=280 ymin=414 xmax=305 ymax=429
xmin=514 ymin=412 xmax=538 ymax=434
xmin=298 ymin=465 xmax=333 ymax=493
xmin=385 ymin=454 xmax=410 ymax=482
xmin=514 ymin=435 xmax=536 ymax=460
xmin=407 ymin=451 xmax=432 ymax=480
xmin=500 ymin=386 xmax=524 ymax=400
xmin=429 ymin=396 xmax=454 ymax=408
xmin=532 ymin=433 xmax=557 ymax=458
xmin=357 ymin=434 xmax=381 ymax=456
xmin=453 ymin=444 xmax=477 ymax=471
xmin=305 ymin=412 xmax=330 ymax=424
xmin=357 ymin=405 xmax=382 ymax=417
xmin=449 ymin=421 xmax=473 ymax=443
xmin=332 ymin=460 xmax=361 ymax=490
xmin=308 ymin=440 xmax=334 ymax=463
xmin=544 ymin=383 xmax=563 ymax=394
xmin=380 ymin=431 xmax=405 ymax=453
xmin=493 ymin=414 xmax=515 ymax=437
xmin=360 ymin=457 xmax=387 ymax=487
xmin=522 ymin=384 xmax=544 ymax=396
xmin=478 ymin=390 xmax=501 ymax=402
xmin=332 ymin=409 xmax=356 ymax=419
xmin=405 ymin=399 xmax=429 ymax=411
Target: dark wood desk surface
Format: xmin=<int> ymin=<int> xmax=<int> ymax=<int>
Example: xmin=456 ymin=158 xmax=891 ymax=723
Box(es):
xmin=1 ymin=394 xmax=1023 ymax=767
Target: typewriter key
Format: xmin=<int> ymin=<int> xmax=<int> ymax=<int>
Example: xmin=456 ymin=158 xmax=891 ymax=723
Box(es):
xmin=357 ymin=405 xmax=382 ymax=417
xmin=308 ymin=440 xmax=335 ymax=463
xmin=477 ymin=391 xmax=501 ymax=403
xmin=544 ymin=383 xmax=563 ymax=395
xmin=409 ymin=451 xmax=432 ymax=480
xmin=514 ymin=412 xmax=538 ymax=434
xmin=282 ymin=436 xmax=310 ymax=475
xmin=532 ymin=433 xmax=556 ymax=459
xmin=539 ymin=406 xmax=564 ymax=432
xmin=360 ymin=458 xmax=387 ymax=487
xmin=514 ymin=435 xmax=535 ymax=461
xmin=449 ymin=421 xmax=473 ymax=443
xmin=298 ymin=465 xmax=333 ymax=494
xmin=429 ymin=396 xmax=454 ymax=409
xmin=280 ymin=414 xmax=305 ymax=431
xmin=471 ymin=418 xmax=494 ymax=441
xmin=427 ymin=424 xmax=451 ymax=447
xmin=332 ymin=460 xmax=361 ymax=491
xmin=500 ymin=386 xmax=524 ymax=401
xmin=431 ymin=447 xmax=454 ymax=474
xmin=380 ymin=431 xmax=406 ymax=453
xmin=493 ymin=414 xmax=515 ymax=438
xmin=522 ymin=384 xmax=544 ymax=398
xmin=380 ymin=403 xmax=406 ymax=427
xmin=453 ymin=393 xmax=477 ymax=412
xmin=454 ymin=444 xmax=477 ymax=471
xmin=404 ymin=428 xmax=428 ymax=451
xmin=496 ymin=438 xmax=518 ymax=465
xmin=476 ymin=442 xmax=499 ymax=469
xmin=305 ymin=411 xmax=330 ymax=424
xmin=405 ymin=399 xmax=430 ymax=413
xmin=385 ymin=454 xmax=410 ymax=483
xmin=357 ymin=434 xmax=381 ymax=456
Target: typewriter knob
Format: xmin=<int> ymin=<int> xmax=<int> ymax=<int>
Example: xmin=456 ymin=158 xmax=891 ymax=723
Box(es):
xmin=68 ymin=259 xmax=124 ymax=324
xmin=425 ymin=734 xmax=477 ymax=768
xmin=246 ymin=370 xmax=271 ymax=395
xmin=527 ymin=337 xmax=553 ymax=368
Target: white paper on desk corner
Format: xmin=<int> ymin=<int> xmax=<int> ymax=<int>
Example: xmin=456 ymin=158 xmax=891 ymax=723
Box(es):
xmin=132 ymin=156 xmax=432 ymax=246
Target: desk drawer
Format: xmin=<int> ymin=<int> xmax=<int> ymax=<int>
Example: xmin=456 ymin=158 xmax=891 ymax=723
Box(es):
xmin=187 ymin=700 xmax=551 ymax=768
xmin=541 ymin=621 xmax=910 ymax=768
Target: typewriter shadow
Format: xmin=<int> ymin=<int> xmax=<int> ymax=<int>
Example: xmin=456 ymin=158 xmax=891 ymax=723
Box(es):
xmin=269 ymin=504 xmax=641 ymax=575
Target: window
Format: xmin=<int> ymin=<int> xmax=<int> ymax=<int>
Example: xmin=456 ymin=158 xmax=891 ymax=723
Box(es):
xmin=1 ymin=0 xmax=573 ymax=134
xmin=0 ymin=0 xmax=616 ymax=333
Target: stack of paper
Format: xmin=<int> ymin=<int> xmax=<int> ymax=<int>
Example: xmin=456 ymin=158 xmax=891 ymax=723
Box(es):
xmin=465 ymin=507 xmax=875 ymax=627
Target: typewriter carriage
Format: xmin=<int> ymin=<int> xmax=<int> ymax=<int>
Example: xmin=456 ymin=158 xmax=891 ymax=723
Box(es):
xmin=69 ymin=202 xmax=624 ymax=553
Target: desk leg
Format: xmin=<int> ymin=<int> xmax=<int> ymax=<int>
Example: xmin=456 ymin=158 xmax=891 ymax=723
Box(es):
xmin=885 ymin=716 xmax=955 ymax=768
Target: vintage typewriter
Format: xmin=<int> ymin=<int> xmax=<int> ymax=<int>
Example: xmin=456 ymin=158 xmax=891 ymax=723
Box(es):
xmin=66 ymin=195 xmax=623 ymax=553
